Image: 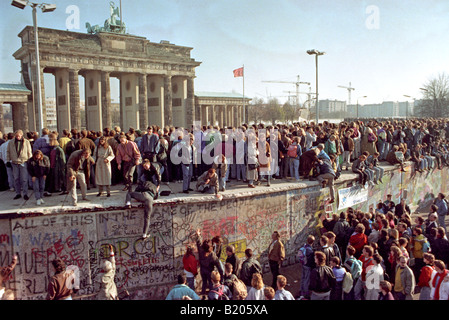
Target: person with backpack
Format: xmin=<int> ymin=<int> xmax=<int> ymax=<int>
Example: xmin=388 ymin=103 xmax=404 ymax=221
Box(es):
xmin=318 ymin=235 xmax=335 ymax=266
xmin=223 ymin=263 xmax=239 ymax=299
xmin=287 ymin=136 xmax=302 ymax=181
xmin=343 ymin=245 xmax=362 ymax=300
xmin=309 ymin=251 xmax=337 ymax=300
xmin=298 ymin=235 xmax=315 ymax=299
xmin=208 ymin=270 xmax=232 ymax=300
xmin=240 ymin=248 xmax=262 ymax=292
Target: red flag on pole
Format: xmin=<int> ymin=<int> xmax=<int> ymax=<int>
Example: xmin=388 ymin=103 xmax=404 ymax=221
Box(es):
xmin=233 ymin=67 xmax=244 ymax=77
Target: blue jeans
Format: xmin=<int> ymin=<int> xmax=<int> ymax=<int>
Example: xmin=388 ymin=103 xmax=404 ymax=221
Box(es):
xmin=219 ymin=176 xmax=226 ymax=190
xmin=365 ymin=168 xmax=374 ymax=182
xmin=11 ymin=163 xmax=28 ymax=197
xmin=6 ymin=166 xmax=14 ymax=190
xmin=439 ymin=215 xmax=447 ymax=233
xmin=381 ymin=143 xmax=391 ymax=160
xmin=33 ymin=177 xmax=46 ymax=200
xmin=289 ymin=158 xmax=300 ymax=180
xmin=424 ymin=156 xmax=433 ymax=169
xmin=377 ymin=140 xmax=385 ymax=157
xmin=186 ymin=277 xmax=195 ymax=291
xmin=236 ymin=164 xmax=246 ymax=181
xmin=372 ymin=166 xmax=384 ymax=182
xmin=300 ymin=265 xmax=311 ymax=297
xmin=182 ymin=163 xmax=193 ymax=191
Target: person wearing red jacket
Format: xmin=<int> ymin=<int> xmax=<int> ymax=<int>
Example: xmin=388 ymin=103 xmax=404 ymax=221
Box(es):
xmin=349 ymin=223 xmax=368 ymax=258
xmin=182 ymin=245 xmax=198 ymax=291
xmin=354 ymin=245 xmax=375 ymax=300
xmin=417 ymin=253 xmax=435 ymax=300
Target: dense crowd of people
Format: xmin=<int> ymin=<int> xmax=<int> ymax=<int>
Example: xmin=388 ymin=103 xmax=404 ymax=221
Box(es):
xmin=294 ymin=189 xmax=449 ymax=300
xmin=0 ymin=118 xmax=448 ymax=206
xmin=1 ymin=117 xmax=449 ymax=300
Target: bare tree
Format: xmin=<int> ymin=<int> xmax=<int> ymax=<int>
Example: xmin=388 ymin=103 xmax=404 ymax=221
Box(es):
xmin=248 ymin=97 xmax=265 ymax=125
xmin=262 ymin=98 xmax=282 ymax=125
xmin=416 ymin=72 xmax=449 ymax=118
xmin=282 ymin=102 xmax=296 ymax=123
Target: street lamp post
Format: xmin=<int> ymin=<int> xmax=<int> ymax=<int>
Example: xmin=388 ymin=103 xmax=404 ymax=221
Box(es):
xmin=11 ymin=0 xmax=56 ymax=134
xmin=307 ymin=49 xmax=325 ymax=124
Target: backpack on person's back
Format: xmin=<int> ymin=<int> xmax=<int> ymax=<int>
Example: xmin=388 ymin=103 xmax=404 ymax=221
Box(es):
xmin=287 ymin=144 xmax=299 ymax=158
xmin=342 ymin=271 xmax=354 ymax=294
xmin=210 ymin=284 xmax=230 ymax=300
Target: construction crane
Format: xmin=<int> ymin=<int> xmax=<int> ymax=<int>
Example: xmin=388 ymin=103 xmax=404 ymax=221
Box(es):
xmin=262 ymin=75 xmax=311 ymax=112
xmin=337 ymin=82 xmax=355 ymax=105
xmin=283 ymin=90 xmax=315 ymax=108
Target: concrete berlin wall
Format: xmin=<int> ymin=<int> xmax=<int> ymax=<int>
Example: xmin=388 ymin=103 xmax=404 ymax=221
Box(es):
xmin=0 ymin=163 xmax=446 ymax=300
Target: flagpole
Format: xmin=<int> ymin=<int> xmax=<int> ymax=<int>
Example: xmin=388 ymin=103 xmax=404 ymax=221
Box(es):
xmin=242 ymin=64 xmax=245 ymax=124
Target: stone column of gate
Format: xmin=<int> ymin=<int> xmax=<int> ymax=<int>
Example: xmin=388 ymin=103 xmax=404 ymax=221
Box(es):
xmin=195 ymin=104 xmax=202 ymax=126
xmin=209 ymin=105 xmax=215 ymax=126
xmin=11 ymin=102 xmax=28 ymax=132
xmin=223 ymin=104 xmax=228 ymax=127
xmin=18 ymin=102 xmax=29 ymax=132
xmin=217 ymin=105 xmax=223 ymax=128
xmin=69 ymin=69 xmax=81 ymax=130
xmin=139 ymin=74 xmax=148 ymax=130
xmin=186 ymin=77 xmax=195 ymax=129
xmin=101 ymin=71 xmax=112 ymax=130
xmin=238 ymin=105 xmax=242 ymax=125
xmin=201 ymin=105 xmax=208 ymax=126
xmin=164 ymin=75 xmax=173 ymax=126
xmin=233 ymin=105 xmax=238 ymax=127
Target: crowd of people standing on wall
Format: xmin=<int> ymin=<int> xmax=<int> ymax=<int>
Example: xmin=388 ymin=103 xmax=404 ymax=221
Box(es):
xmin=0 ymin=117 xmax=448 ymax=207
xmin=1 ymin=117 xmax=449 ymax=300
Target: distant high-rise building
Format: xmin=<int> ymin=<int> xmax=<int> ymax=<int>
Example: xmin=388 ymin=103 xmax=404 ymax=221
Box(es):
xmin=318 ymin=99 xmax=347 ymax=119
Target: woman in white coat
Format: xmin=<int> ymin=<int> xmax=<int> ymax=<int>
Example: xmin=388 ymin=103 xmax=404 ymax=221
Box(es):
xmin=94 ymin=136 xmax=115 ymax=197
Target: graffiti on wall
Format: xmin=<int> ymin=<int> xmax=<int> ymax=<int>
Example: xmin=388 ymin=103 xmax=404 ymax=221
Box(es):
xmin=0 ymin=166 xmax=448 ymax=300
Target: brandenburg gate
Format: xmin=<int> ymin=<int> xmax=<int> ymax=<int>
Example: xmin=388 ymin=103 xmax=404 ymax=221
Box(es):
xmin=12 ymin=23 xmax=201 ymax=133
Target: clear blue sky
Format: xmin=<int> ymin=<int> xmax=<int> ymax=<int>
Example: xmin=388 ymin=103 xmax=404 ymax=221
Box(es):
xmin=1 ymin=0 xmax=449 ymax=105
